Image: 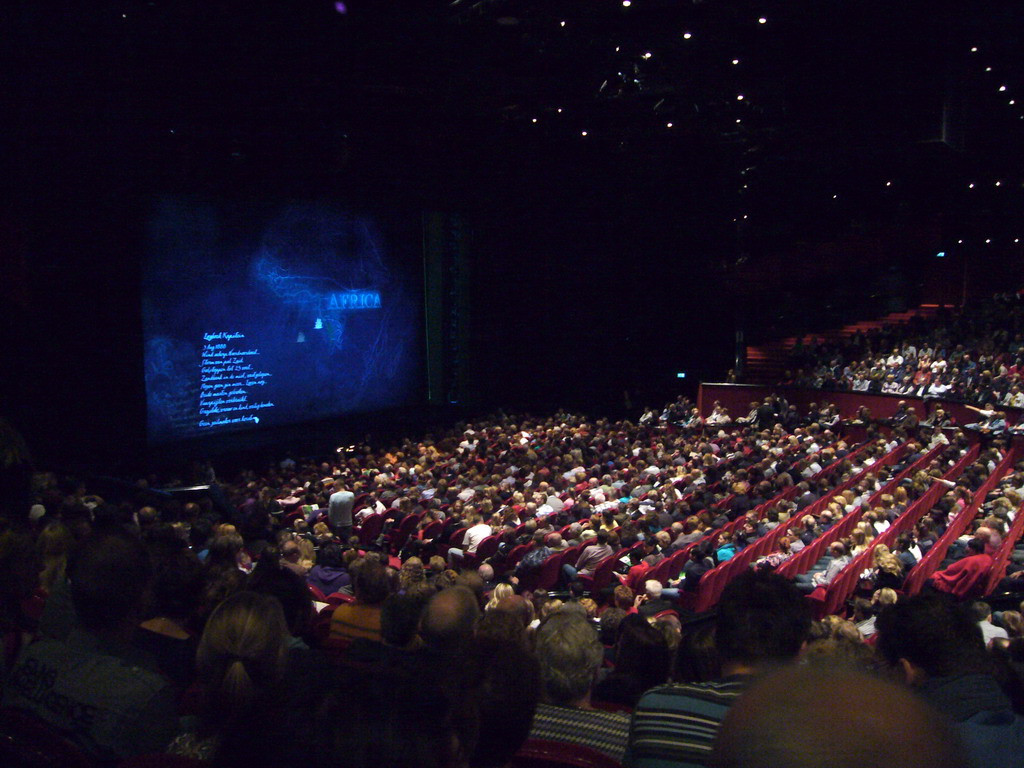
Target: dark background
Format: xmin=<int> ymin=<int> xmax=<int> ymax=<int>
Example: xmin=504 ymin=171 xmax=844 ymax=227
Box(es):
xmin=2 ymin=0 xmax=1023 ymax=470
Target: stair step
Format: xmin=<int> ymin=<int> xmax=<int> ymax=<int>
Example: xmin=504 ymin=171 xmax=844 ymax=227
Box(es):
xmin=744 ymin=303 xmax=950 ymax=383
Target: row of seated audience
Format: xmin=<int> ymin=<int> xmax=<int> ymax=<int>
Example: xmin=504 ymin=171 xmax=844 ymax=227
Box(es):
xmin=1 ymin=404 xmax=1024 ymax=768
xmin=778 ymin=291 xmax=1024 ymax=409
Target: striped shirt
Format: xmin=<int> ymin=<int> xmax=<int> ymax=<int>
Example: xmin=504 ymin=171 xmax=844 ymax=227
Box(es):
xmin=530 ymin=702 xmax=630 ymax=762
xmin=625 ymin=676 xmax=750 ymax=768
xmin=329 ymin=603 xmax=382 ymax=645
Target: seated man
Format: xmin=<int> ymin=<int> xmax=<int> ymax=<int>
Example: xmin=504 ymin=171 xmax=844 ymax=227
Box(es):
xmin=794 ymin=541 xmax=850 ymax=594
xmin=529 ymin=612 xmax=630 ymax=762
xmin=638 ymin=580 xmax=676 ymax=617
xmin=928 ymin=538 xmax=992 ymax=600
xmin=329 ymin=558 xmax=391 ymax=646
xmin=876 ymin=594 xmax=1024 ymax=768
xmin=447 ymin=511 xmax=492 ymax=569
xmin=562 ymin=530 xmax=613 ymax=585
xmin=3 ymin=531 xmax=178 ymax=762
xmin=964 ymin=404 xmax=1006 ymax=435
xmin=627 ymin=570 xmax=811 ymax=768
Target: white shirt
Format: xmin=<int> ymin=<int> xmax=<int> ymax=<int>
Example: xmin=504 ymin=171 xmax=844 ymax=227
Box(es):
xmin=980 ymin=620 xmax=1009 ymax=646
xmin=462 ymin=523 xmax=492 ymax=553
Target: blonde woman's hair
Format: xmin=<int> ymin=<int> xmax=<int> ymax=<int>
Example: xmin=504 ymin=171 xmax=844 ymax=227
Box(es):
xmin=400 ymin=557 xmax=426 ymax=590
xmin=872 ymin=544 xmax=902 ymax=575
xmin=486 ymin=582 xmax=515 ymax=611
xmin=197 ymin=591 xmax=289 ymax=731
xmin=37 ymin=521 xmax=74 ymax=593
xmin=296 ymin=538 xmax=316 ymax=569
xmin=540 ymin=599 xmax=564 ymax=620
xmin=578 ymin=597 xmax=598 ymax=619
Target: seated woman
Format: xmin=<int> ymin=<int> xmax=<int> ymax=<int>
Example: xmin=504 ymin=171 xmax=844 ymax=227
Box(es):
xmin=848 ymin=524 xmax=875 ymax=557
xmin=754 ymin=535 xmax=795 ymax=571
xmin=860 ymin=544 xmax=904 ymax=592
xmin=168 ymin=591 xmax=290 ymax=762
xmin=714 ymin=531 xmax=738 ymax=564
xmin=306 ymin=541 xmax=351 ymax=596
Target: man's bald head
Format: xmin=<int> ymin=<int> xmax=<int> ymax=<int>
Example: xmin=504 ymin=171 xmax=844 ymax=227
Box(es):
xmin=711 ymin=665 xmax=966 ymax=768
xmin=420 ymin=585 xmax=481 ymax=651
xmin=495 ymin=594 xmax=534 ymax=628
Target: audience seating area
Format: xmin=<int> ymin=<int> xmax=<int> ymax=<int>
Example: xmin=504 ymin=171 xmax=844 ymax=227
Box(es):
xmin=757 ymin=291 xmax=1024 ymax=407
xmin=4 ymin=297 xmax=1024 ymax=768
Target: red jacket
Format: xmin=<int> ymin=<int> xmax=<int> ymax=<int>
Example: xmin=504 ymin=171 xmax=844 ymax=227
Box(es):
xmin=929 ymin=553 xmax=993 ymax=598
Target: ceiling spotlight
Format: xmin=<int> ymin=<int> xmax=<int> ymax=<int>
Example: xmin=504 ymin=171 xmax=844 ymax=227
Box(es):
xmin=732 ymin=59 xmax=740 ymax=65
xmin=683 ymin=32 xmax=692 ymax=39
xmin=557 ymin=108 xmax=563 ymax=113
xmin=1016 ymin=239 xmax=1021 ymax=243
xmin=531 ymin=118 xmax=537 ymax=123
xmin=758 ymin=17 xmax=767 ymax=24
xmin=666 ymin=122 xmax=673 ymax=128
xmin=969 ymin=183 xmax=975 ymax=188
xmin=560 ymin=20 xmax=566 ymax=27
xmin=642 ymin=52 xmax=653 ymax=59
xmin=971 ymin=47 xmax=978 ymax=52
xmin=986 ymin=67 xmax=993 ymax=72
xmin=986 ymin=238 xmax=992 ymax=244
xmin=615 ymin=46 xmax=620 ymax=52
xmin=996 ymin=180 xmax=1002 ymax=186
xmin=581 ymin=130 xmax=588 ymax=136
xmin=1000 ymin=85 xmax=1008 ymax=91
xmin=832 ymin=194 xmax=837 ymax=199
xmin=743 ymin=214 xmax=749 ymax=219
xmin=736 ymin=118 xmax=742 ymax=123
xmin=622 ymin=0 xmax=631 ymax=6
xmin=958 ymin=239 xmax=964 ymax=244
xmin=885 ymin=181 xmax=892 ymax=187
xmin=737 ymin=94 xmax=745 ymax=100
xmin=1011 ymin=100 xmax=1017 ymax=105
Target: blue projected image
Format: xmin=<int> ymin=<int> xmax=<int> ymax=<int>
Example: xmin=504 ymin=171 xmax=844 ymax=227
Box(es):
xmin=143 ymin=198 xmax=422 ymax=442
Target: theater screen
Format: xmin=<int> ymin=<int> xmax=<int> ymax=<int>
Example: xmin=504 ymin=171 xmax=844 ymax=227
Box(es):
xmin=142 ymin=197 xmax=423 ymax=443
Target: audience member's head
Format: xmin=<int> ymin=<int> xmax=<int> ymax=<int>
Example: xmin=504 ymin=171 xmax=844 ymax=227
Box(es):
xmin=353 ymin=559 xmax=391 ymax=606
xmin=599 ymin=607 xmax=627 ymax=646
xmin=710 ymin=665 xmax=967 ymax=768
xmin=148 ymin=548 xmax=205 ymax=625
xmin=420 ymin=585 xmax=481 ymax=653
xmin=876 ymin=594 xmax=991 ymax=683
xmin=614 ymin=614 xmax=672 ymax=692
xmin=381 ymin=591 xmax=429 ymax=649
xmin=715 ymin=570 xmax=811 ymax=671
xmin=71 ymin=530 xmax=152 ymax=635
xmin=534 ymin=612 xmax=603 ymax=707
xmin=196 ymin=591 xmax=289 ymax=736
xmin=247 ymin=560 xmax=315 ymax=639
xmin=475 ymin=607 xmax=529 ymax=648
xmin=496 ymin=594 xmax=535 ymax=629
xmin=675 ymin=617 xmax=721 ymax=683
xmin=466 ymin=638 xmax=540 ymax=768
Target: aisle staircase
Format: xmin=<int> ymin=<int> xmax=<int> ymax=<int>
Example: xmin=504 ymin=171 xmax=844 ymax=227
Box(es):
xmin=744 ymin=304 xmax=955 ymax=384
